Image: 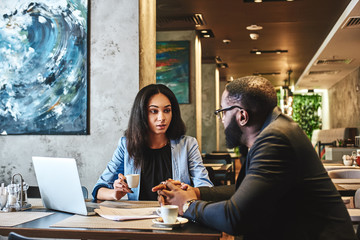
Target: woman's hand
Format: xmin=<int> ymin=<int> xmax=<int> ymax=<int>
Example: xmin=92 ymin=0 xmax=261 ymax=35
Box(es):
xmin=112 ymin=173 xmax=132 ymax=200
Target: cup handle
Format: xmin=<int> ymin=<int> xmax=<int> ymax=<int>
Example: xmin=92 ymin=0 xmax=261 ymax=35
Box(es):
xmin=156 ymin=208 xmax=161 ymax=216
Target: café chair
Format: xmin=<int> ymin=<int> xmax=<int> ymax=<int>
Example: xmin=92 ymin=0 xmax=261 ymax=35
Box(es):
xmin=203 ymin=153 xmax=235 ymax=185
xmin=328 ymin=169 xmax=360 ymax=179
xmin=8 ymin=232 xmax=38 ymax=240
xmin=347 ymin=188 xmax=360 ymax=238
xmin=27 ymin=186 xmax=41 ymax=198
xmin=327 ymin=169 xmax=360 ymax=208
xmin=81 ymin=186 xmax=89 ymax=199
xmin=324 ymin=166 xmax=358 ymax=172
xmin=27 ymin=186 xmax=89 ymax=199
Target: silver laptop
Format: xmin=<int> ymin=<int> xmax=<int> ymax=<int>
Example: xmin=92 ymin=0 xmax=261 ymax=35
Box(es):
xmin=32 ymin=156 xmax=95 ymax=215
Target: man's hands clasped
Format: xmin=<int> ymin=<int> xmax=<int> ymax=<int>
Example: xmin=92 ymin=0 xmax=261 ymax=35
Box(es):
xmin=152 ymin=179 xmax=199 ymax=215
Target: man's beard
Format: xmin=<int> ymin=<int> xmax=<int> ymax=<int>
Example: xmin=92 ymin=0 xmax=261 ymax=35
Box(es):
xmin=224 ymin=115 xmax=243 ymax=149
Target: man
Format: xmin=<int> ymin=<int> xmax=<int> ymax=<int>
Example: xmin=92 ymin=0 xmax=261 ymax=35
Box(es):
xmin=153 ymin=76 xmax=356 ymax=239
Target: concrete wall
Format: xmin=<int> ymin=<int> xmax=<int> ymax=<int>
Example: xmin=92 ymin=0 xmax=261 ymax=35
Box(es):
xmin=201 ymin=64 xmax=217 ymax=153
xmin=219 ymin=81 xmax=228 ymax=151
xmin=328 ymin=67 xmax=360 ymax=134
xmin=0 ymin=0 xmax=139 ymax=192
xmin=156 ymin=31 xmax=197 ymax=138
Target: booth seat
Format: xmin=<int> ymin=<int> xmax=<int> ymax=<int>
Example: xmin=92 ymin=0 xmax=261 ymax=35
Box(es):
xmin=311 ymin=128 xmax=358 ymax=161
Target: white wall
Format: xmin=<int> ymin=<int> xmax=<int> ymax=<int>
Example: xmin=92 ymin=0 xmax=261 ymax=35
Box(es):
xmin=0 ymin=0 xmax=139 ymax=193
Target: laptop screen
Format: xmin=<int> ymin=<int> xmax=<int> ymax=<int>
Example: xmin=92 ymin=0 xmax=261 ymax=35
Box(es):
xmin=32 ymin=156 xmax=89 ymax=215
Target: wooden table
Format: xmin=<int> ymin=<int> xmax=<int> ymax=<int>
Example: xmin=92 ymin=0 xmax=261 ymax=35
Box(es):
xmin=203 ymin=163 xmax=232 ymax=172
xmin=0 ymin=201 xmax=221 ymax=240
xmin=323 ymin=164 xmax=360 ymax=171
xmin=331 ymin=178 xmax=360 ymax=196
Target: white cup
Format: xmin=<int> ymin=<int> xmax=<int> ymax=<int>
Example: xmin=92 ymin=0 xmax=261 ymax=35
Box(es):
xmin=125 ymin=174 xmax=140 ymax=188
xmin=156 ymin=205 xmax=179 ymax=224
xmin=0 ymin=192 xmax=8 ymax=210
xmin=343 ymin=155 xmax=353 ymax=166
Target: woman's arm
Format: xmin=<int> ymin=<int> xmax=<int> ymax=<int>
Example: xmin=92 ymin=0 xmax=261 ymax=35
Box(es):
xmin=186 ymin=137 xmax=214 ymax=187
xmin=92 ymin=137 xmax=129 ymax=200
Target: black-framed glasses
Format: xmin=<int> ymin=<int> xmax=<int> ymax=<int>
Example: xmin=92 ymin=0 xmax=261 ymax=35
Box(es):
xmin=214 ymin=106 xmax=244 ymax=119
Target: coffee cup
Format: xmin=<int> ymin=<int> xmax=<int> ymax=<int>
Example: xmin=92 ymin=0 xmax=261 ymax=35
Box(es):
xmin=125 ymin=174 xmax=140 ymax=188
xmin=156 ymin=205 xmax=179 ymax=224
xmin=0 ymin=192 xmax=7 ymax=210
xmin=343 ymin=155 xmax=353 ymax=166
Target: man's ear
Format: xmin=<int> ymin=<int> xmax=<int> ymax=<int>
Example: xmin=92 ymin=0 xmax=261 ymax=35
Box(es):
xmin=236 ymin=109 xmax=249 ymax=126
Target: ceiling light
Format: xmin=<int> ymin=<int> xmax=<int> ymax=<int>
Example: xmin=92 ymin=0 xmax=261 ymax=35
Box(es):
xmin=250 ymin=49 xmax=288 ymax=54
xmin=246 ymin=25 xmax=263 ymax=31
xmin=198 ymin=29 xmax=214 ymax=38
xmin=254 ymin=0 xmax=262 ymax=2
xmin=222 ymin=39 xmax=231 ymax=44
xmin=249 ymin=33 xmax=259 ymax=40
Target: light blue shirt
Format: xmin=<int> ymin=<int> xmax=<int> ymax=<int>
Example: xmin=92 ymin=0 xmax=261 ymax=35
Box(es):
xmin=92 ymin=135 xmax=213 ymax=200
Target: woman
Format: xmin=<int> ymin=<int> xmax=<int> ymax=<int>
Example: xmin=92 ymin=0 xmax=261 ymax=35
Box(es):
xmin=92 ymin=84 xmax=213 ymax=201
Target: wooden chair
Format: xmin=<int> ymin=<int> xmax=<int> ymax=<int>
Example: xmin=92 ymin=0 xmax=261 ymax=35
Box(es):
xmin=328 ymin=169 xmax=360 ymax=179
xmin=328 ymin=169 xmax=360 ymax=208
xmin=203 ymin=153 xmax=235 ymax=185
xmin=28 ymin=186 xmax=88 ymax=199
xmin=347 ymin=188 xmax=360 ymax=238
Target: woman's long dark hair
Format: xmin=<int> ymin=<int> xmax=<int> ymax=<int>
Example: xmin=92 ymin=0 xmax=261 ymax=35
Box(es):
xmin=125 ymin=84 xmax=186 ymax=168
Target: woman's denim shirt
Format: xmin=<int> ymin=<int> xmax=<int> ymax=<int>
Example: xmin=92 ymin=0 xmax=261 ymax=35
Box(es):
xmin=92 ymin=135 xmax=213 ymax=200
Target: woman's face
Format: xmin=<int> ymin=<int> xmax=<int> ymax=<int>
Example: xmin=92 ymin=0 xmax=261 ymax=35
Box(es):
xmin=147 ymin=93 xmax=172 ymax=135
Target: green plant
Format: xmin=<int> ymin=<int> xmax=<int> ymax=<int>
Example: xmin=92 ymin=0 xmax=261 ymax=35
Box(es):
xmin=292 ymin=94 xmax=322 ymax=140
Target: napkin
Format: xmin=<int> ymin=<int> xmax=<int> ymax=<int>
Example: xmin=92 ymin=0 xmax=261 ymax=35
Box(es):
xmin=95 ymin=205 xmax=158 ymax=221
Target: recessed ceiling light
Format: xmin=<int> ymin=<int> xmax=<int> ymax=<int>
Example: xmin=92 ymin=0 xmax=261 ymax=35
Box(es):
xmin=198 ymin=29 xmax=214 ymax=38
xmin=250 ymin=49 xmax=288 ymax=54
xmin=246 ymin=25 xmax=263 ymax=31
xmin=222 ymin=39 xmax=231 ymax=44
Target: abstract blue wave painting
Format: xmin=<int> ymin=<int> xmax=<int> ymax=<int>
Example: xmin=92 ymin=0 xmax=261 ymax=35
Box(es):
xmin=156 ymin=41 xmax=190 ymax=104
xmin=0 ymin=0 xmax=88 ymax=135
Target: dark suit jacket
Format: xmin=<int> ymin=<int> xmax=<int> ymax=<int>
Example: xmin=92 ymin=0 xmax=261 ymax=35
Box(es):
xmin=184 ymin=107 xmax=356 ymax=240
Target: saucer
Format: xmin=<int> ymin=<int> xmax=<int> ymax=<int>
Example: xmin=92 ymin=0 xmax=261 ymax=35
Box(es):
xmin=152 ymin=217 xmax=188 ymax=227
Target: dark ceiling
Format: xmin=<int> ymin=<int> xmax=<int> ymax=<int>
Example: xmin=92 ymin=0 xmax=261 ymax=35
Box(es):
xmin=156 ymin=0 xmax=352 ymax=88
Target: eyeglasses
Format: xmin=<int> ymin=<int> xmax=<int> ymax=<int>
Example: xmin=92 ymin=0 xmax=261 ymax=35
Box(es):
xmin=214 ymin=106 xmax=244 ymax=119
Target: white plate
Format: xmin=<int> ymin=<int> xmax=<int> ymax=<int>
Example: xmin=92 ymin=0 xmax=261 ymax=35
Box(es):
xmin=152 ymin=217 xmax=189 ymax=227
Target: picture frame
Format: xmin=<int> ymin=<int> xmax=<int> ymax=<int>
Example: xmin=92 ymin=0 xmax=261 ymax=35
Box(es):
xmin=0 ymin=0 xmax=89 ymax=135
xmin=156 ymin=41 xmax=190 ymax=104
